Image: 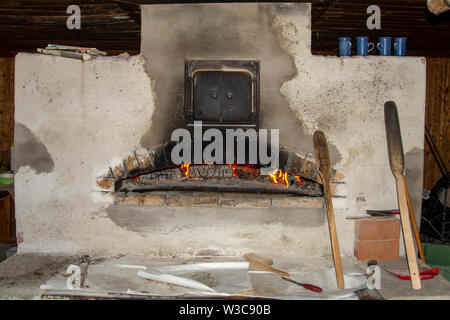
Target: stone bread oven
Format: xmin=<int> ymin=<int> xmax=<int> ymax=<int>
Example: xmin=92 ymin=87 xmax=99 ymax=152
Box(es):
xmin=13 ymin=3 xmax=426 ymax=260
xmin=102 ymin=59 xmax=324 ymax=200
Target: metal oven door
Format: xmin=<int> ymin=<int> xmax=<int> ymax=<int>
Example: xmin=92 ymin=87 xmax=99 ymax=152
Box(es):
xmin=193 ymin=71 xmax=252 ymax=123
xmin=185 ymin=60 xmax=259 ymax=130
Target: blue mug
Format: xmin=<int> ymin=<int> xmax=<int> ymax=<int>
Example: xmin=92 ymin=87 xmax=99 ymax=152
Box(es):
xmin=377 ymin=37 xmax=392 ymax=56
xmin=355 ymin=37 xmax=374 ymax=56
xmin=338 ymin=37 xmax=352 ymax=56
xmin=394 ymin=37 xmax=407 ymax=56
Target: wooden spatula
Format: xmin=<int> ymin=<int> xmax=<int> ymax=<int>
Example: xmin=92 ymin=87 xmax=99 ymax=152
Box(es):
xmin=243 ymin=253 xmax=289 ymax=277
xmin=243 ymin=253 xmax=323 ymax=293
xmin=384 ymin=101 xmax=421 ymax=290
xmin=313 ymin=131 xmax=345 ymax=289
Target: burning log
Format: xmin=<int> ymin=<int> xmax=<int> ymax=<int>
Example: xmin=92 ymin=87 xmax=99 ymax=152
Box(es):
xmin=188 ymin=164 xmax=233 ymax=178
xmin=116 ymin=164 xmax=322 ymax=197
xmin=137 ymin=168 xmax=182 ymax=184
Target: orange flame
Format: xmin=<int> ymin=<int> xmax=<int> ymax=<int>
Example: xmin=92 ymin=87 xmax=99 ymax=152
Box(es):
xmin=269 ymin=171 xmax=278 ymax=183
xmin=269 ymin=169 xmax=302 ymax=187
xmin=228 ymin=163 xmax=238 ymax=177
xmin=180 ymin=163 xmax=190 ymax=177
xmin=177 ymin=163 xmax=302 ymax=188
xmin=283 ymin=172 xmax=289 ymax=186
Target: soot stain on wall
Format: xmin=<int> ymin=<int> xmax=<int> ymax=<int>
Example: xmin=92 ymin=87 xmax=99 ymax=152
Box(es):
xmin=105 ymin=202 xmax=325 ymax=233
xmin=104 ymin=205 xmax=155 ymax=233
xmin=140 ymin=3 xmax=341 ymax=164
xmin=14 ymin=123 xmax=54 ymax=173
xmin=140 ymin=4 xmax=340 ymax=163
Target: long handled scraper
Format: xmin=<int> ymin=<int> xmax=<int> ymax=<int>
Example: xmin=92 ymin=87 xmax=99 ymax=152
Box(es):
xmin=384 ymin=101 xmax=421 ymax=290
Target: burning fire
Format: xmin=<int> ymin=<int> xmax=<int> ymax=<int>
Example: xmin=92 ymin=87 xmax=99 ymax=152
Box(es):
xmin=179 ymin=163 xmax=301 ymax=188
xmin=180 ymin=163 xmax=190 ymax=177
xmin=269 ymin=169 xmax=302 ymax=187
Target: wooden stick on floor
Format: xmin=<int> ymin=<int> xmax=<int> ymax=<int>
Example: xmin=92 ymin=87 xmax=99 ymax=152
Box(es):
xmin=313 ymin=131 xmax=345 ymax=289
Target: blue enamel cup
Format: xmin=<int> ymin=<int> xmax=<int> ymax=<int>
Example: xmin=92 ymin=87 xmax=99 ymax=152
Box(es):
xmin=394 ymin=37 xmax=407 ymax=56
xmin=338 ymin=37 xmax=352 ymax=56
xmin=377 ymin=37 xmax=392 ymax=56
xmin=355 ymin=37 xmax=375 ymax=56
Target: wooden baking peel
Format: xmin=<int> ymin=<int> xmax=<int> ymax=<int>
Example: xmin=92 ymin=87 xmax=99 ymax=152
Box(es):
xmin=384 ymin=101 xmax=421 ymax=290
xmin=244 ymin=253 xmax=289 ymax=277
xmin=243 ymin=253 xmax=323 ymax=293
xmin=313 ymin=131 xmax=345 ymax=289
xmin=405 ymin=186 xmax=426 ymax=262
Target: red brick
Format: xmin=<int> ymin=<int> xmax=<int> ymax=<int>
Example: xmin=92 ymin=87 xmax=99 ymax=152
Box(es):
xmin=355 ymin=218 xmax=400 ymax=241
xmin=116 ymin=194 xmax=165 ymax=206
xmin=354 ymin=239 xmax=399 ymax=261
xmin=271 ymin=196 xmax=323 ymax=208
xmin=112 ymin=165 xmax=127 ymax=180
xmin=219 ymin=197 xmax=271 ymax=208
xmin=96 ymin=177 xmax=115 ymax=191
xmin=123 ymin=154 xmax=140 ymax=176
xmin=135 ymin=148 xmax=153 ymax=171
xmin=166 ymin=195 xmax=217 ymax=207
xmin=108 ymin=155 xmax=127 ymax=180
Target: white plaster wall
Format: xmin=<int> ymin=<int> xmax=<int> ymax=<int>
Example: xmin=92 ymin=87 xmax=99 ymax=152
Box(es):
xmin=14 ymin=3 xmax=426 ymax=259
xmin=14 ymin=54 xmax=158 ymax=254
xmin=270 ymin=6 xmax=426 ymax=255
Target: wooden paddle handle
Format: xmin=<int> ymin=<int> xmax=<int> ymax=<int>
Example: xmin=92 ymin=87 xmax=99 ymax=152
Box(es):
xmin=322 ymin=177 xmax=345 ymax=289
xmin=248 ymin=261 xmax=290 ymax=277
xmin=405 ymin=185 xmax=426 ymax=262
xmin=313 ymin=131 xmax=345 ymax=289
xmin=395 ymin=174 xmax=421 ymax=290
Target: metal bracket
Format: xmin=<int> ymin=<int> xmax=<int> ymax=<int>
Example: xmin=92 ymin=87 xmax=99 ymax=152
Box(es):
xmin=366 ymin=265 xmax=381 ymax=290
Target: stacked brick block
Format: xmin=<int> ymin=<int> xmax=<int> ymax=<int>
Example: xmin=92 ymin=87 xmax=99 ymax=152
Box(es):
xmin=354 ymin=218 xmax=401 ymax=260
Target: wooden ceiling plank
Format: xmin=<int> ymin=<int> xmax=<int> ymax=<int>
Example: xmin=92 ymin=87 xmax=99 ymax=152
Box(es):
xmin=312 ymin=0 xmax=337 ymax=24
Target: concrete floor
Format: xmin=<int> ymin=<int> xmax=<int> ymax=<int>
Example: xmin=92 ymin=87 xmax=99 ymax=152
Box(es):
xmin=371 ymin=258 xmax=450 ymax=300
xmin=0 ymin=252 xmax=449 ymax=300
xmin=0 ymin=253 xmax=81 ymax=299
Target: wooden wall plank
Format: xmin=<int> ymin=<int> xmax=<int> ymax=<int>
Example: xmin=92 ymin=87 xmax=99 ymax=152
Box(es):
xmin=311 ymin=0 xmax=450 ymax=57
xmin=424 ymin=58 xmax=450 ymax=190
xmin=0 ymin=57 xmax=14 ymax=171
